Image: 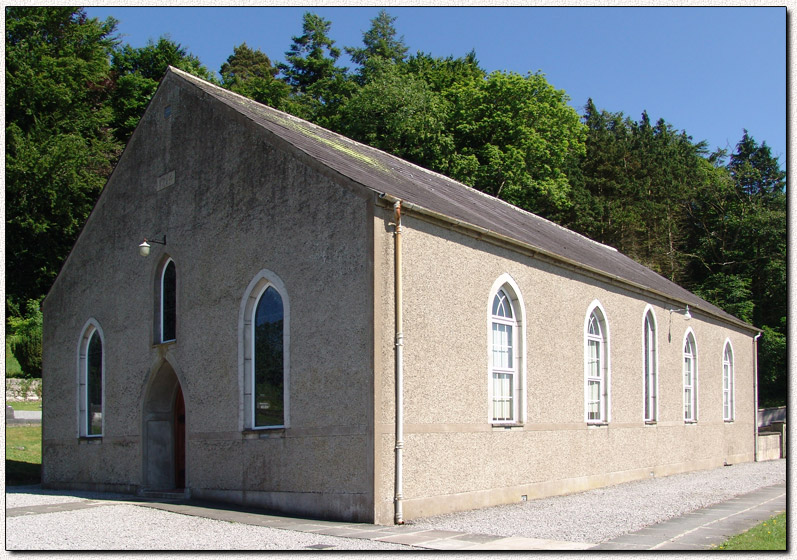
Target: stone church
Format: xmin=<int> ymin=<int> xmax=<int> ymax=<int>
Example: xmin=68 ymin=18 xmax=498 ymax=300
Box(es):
xmin=42 ymin=67 xmax=760 ymax=524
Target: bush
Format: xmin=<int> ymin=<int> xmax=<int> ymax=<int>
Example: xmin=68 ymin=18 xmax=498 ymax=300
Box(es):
xmin=7 ymin=299 xmax=43 ymax=379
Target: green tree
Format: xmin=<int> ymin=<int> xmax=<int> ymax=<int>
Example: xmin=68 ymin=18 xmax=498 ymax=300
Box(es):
xmin=337 ymin=63 xmax=453 ymax=172
xmin=683 ymin=132 xmax=786 ymax=405
xmin=447 ymin=71 xmax=586 ymax=216
xmin=277 ymin=12 xmax=352 ymax=125
xmin=345 ymin=9 xmax=408 ymax=84
xmin=110 ymin=36 xmax=217 ymax=144
xmin=220 ymin=42 xmax=289 ymax=108
xmin=279 ymin=12 xmax=344 ymax=93
xmin=6 ymin=7 xmax=120 ymax=314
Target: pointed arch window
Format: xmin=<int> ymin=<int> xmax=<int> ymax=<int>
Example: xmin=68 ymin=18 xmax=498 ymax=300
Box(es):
xmin=585 ymin=302 xmax=610 ymax=423
xmin=643 ymin=309 xmax=658 ymax=422
xmin=160 ymin=259 xmax=176 ymax=342
xmin=240 ymin=270 xmax=290 ymax=430
xmin=487 ymin=276 xmax=526 ymax=425
xmin=78 ymin=321 xmax=104 ymax=437
xmin=683 ymin=331 xmax=698 ymax=422
xmin=723 ymin=341 xmax=734 ymax=421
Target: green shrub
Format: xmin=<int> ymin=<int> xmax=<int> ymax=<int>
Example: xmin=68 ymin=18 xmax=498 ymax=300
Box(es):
xmin=7 ymin=299 xmax=43 ymax=379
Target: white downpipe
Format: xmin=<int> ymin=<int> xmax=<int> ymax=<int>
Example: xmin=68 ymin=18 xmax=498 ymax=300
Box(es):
xmin=393 ymin=200 xmax=405 ymax=525
xmin=753 ymin=332 xmax=761 ymax=461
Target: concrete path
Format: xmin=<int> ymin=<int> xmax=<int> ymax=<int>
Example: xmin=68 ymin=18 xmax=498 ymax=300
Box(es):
xmin=590 ymin=482 xmax=786 ymax=550
xmin=9 ymin=482 xmax=784 ymax=550
xmin=5 ymin=408 xmax=42 ymax=424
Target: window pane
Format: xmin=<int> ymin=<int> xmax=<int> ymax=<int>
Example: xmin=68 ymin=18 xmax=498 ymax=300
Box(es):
xmin=87 ymin=332 xmax=103 ymax=436
xmin=254 ymin=286 xmax=284 ymax=427
xmin=492 ymin=291 xmax=513 ymax=319
xmin=684 ymin=389 xmax=692 ymax=420
xmin=587 ymin=380 xmax=600 ymax=420
xmin=162 ymin=261 xmax=176 ymax=341
xmin=492 ymin=323 xmax=512 ymax=369
xmin=492 ymin=372 xmax=513 ymax=421
xmin=588 ymin=340 xmax=600 ymax=378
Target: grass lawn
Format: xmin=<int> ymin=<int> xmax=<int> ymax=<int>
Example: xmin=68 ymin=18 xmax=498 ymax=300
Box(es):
xmin=6 ymin=340 xmax=22 ymax=377
xmin=6 ymin=424 xmax=42 ymax=485
xmin=714 ymin=513 xmax=786 ymax=550
xmin=6 ymin=400 xmax=42 ymax=411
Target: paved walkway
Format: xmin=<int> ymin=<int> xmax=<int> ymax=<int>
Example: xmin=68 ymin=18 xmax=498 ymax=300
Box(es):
xmin=591 ymin=482 xmax=786 ymax=550
xmin=7 ymin=482 xmax=785 ymax=550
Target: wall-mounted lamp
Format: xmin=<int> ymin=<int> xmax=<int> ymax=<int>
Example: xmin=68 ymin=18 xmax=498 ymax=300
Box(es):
xmin=669 ymin=305 xmax=691 ymax=321
xmin=667 ymin=305 xmax=691 ymax=341
xmin=138 ymin=236 xmax=166 ymax=257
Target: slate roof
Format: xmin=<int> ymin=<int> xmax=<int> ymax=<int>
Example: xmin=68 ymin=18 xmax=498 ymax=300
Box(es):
xmin=167 ymin=67 xmax=754 ymax=331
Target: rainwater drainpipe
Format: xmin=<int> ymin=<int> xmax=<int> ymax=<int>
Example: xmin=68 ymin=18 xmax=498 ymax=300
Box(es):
xmin=392 ymin=199 xmax=405 ymax=525
xmin=753 ymin=332 xmax=762 ymax=462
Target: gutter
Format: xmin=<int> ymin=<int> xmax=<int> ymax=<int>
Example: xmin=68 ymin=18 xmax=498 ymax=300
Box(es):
xmin=377 ymin=194 xmax=758 ymax=334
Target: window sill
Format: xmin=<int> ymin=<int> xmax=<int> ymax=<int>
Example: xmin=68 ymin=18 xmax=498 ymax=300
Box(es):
xmin=684 ymin=420 xmax=698 ymax=425
xmin=78 ymin=436 xmax=102 ymax=444
xmin=242 ymin=427 xmax=286 ymax=439
xmin=491 ymin=423 xmax=523 ymax=430
xmin=644 ymin=420 xmax=657 ymax=425
xmin=724 ymin=419 xmax=734 ymax=423
xmin=587 ymin=421 xmax=608 ymax=427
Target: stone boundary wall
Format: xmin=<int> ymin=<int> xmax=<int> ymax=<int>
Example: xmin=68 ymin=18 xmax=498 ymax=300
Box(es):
xmin=5 ymin=378 xmax=42 ymax=401
xmin=757 ymin=432 xmax=783 ymax=461
xmin=758 ymin=406 xmax=786 ymax=427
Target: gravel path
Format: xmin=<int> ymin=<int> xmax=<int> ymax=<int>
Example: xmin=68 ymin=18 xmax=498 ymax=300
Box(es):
xmin=408 ymin=459 xmax=786 ymax=544
xmin=6 ymin=503 xmax=413 ymax=551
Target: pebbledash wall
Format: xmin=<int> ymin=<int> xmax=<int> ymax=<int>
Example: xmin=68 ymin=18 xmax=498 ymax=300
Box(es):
xmin=42 ymin=73 xmax=378 ymax=521
xmin=372 ymin=208 xmax=755 ymax=524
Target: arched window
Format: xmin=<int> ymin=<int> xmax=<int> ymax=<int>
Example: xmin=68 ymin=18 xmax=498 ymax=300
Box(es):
xmin=723 ymin=340 xmax=734 ymax=421
xmin=585 ymin=302 xmax=610 ymax=423
xmin=643 ymin=308 xmax=658 ymax=422
xmin=487 ymin=275 xmax=526 ymax=424
xmin=160 ymin=259 xmax=176 ymax=343
xmin=240 ymin=270 xmax=290 ymax=430
xmin=683 ymin=330 xmax=698 ymax=422
xmin=78 ymin=320 xmax=104 ymax=437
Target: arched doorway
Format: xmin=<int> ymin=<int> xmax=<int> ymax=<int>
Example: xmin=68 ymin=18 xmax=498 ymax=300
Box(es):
xmin=142 ymin=361 xmax=186 ymax=490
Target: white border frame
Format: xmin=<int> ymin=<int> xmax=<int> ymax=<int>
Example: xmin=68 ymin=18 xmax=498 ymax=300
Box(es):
xmin=682 ymin=327 xmax=699 ymax=423
xmin=722 ymin=338 xmax=735 ymax=422
xmin=159 ymin=257 xmax=176 ymax=343
xmin=641 ymin=305 xmax=659 ymax=422
xmin=238 ymin=269 xmax=291 ymax=430
xmin=77 ymin=318 xmax=105 ymax=438
xmin=584 ymin=300 xmax=611 ymax=424
xmin=486 ymin=273 xmax=527 ymax=425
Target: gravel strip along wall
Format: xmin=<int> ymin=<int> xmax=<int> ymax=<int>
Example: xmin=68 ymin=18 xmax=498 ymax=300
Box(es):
xmin=407 ymin=459 xmax=786 ymax=544
xmin=5 ymin=459 xmax=785 ymax=550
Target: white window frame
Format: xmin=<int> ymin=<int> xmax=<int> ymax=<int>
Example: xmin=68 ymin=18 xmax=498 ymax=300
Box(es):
xmin=683 ymin=328 xmax=698 ymax=423
xmin=722 ymin=339 xmax=734 ymax=422
xmin=77 ymin=319 xmax=105 ymax=438
xmin=584 ymin=300 xmax=610 ymax=424
xmin=159 ymin=257 xmax=176 ymax=343
xmin=642 ymin=306 xmax=659 ymax=422
xmin=487 ymin=274 xmax=526 ymax=425
xmin=239 ymin=269 xmax=290 ymax=430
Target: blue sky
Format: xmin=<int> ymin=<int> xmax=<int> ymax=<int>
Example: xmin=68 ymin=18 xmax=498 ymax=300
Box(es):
xmin=85 ymin=6 xmax=787 ymax=165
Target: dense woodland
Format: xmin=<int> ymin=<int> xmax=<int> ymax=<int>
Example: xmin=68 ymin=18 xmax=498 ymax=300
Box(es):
xmin=5 ymin=8 xmax=786 ymax=406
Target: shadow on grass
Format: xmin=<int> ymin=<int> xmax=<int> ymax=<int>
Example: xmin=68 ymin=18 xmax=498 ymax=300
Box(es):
xmin=6 ymin=460 xmax=41 ymax=486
